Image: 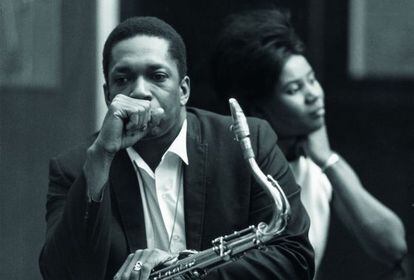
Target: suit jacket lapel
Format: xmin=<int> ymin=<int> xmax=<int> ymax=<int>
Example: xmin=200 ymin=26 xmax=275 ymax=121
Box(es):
xmin=184 ymin=113 xmax=208 ymax=251
xmin=109 ymin=113 xmax=208 ymax=252
xmin=110 ymin=149 xmax=147 ymax=252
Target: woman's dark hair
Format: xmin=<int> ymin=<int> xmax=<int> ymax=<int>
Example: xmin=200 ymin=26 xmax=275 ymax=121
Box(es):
xmin=103 ymin=16 xmax=187 ymax=82
xmin=212 ymin=9 xmax=305 ymax=103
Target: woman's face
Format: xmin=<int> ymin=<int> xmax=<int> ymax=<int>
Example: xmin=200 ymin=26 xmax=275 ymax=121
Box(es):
xmin=260 ymin=54 xmax=325 ymax=137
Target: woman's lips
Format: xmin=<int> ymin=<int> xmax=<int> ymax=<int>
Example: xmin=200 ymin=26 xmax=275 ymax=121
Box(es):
xmin=310 ymin=107 xmax=325 ymax=117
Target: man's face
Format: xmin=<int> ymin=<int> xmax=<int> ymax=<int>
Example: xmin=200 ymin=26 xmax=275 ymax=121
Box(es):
xmin=104 ymin=35 xmax=190 ymax=139
xmin=260 ymin=54 xmax=325 ymax=137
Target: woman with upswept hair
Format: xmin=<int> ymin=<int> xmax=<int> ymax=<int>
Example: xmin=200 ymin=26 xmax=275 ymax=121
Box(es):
xmin=212 ymin=8 xmax=407 ymax=279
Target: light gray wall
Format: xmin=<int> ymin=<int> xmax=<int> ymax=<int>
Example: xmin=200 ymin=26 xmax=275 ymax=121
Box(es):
xmin=0 ymin=1 xmax=97 ymax=279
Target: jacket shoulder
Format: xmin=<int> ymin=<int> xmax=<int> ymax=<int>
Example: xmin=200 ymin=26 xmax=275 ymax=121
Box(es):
xmin=186 ymin=107 xmax=277 ymax=141
xmin=49 ymin=134 xmax=97 ymax=181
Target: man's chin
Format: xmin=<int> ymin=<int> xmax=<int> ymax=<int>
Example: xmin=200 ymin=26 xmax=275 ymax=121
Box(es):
xmin=141 ymin=124 xmax=170 ymax=140
xmin=142 ymin=127 xmax=161 ymax=140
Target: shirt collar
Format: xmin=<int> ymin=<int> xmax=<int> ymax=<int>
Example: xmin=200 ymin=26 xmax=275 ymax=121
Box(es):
xmin=127 ymin=119 xmax=188 ymax=175
xmin=165 ymin=119 xmax=188 ymax=165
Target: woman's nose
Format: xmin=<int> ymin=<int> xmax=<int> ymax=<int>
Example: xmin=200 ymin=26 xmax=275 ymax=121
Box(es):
xmin=304 ymin=83 xmax=322 ymax=104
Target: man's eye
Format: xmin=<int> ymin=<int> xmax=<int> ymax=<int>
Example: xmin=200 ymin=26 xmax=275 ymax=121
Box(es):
xmin=114 ymin=77 xmax=129 ymax=86
xmin=151 ymin=72 xmax=168 ymax=82
xmin=308 ymin=73 xmax=317 ymax=85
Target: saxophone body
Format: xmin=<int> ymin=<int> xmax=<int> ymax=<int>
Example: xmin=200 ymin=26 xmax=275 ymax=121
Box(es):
xmin=149 ymin=99 xmax=291 ymax=280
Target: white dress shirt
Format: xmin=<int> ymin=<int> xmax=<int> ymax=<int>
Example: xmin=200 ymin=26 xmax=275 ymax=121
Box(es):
xmin=289 ymin=156 xmax=333 ymax=274
xmin=127 ymin=120 xmax=188 ymax=253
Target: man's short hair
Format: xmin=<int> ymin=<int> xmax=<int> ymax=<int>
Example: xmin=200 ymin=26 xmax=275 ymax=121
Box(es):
xmin=212 ymin=9 xmax=304 ymax=103
xmin=103 ymin=16 xmax=187 ymax=82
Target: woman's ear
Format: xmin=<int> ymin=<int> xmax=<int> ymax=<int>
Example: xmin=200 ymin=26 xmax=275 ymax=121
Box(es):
xmin=236 ymin=97 xmax=261 ymax=118
xmin=252 ymin=96 xmax=274 ymax=118
xmin=179 ymin=76 xmax=191 ymax=106
xmin=249 ymin=102 xmax=263 ymax=118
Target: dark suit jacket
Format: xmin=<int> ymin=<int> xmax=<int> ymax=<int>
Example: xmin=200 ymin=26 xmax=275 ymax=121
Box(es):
xmin=39 ymin=107 xmax=314 ymax=279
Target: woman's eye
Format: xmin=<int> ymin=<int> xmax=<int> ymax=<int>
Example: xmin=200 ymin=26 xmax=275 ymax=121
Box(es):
xmin=285 ymin=83 xmax=301 ymax=95
xmin=308 ymin=73 xmax=317 ymax=84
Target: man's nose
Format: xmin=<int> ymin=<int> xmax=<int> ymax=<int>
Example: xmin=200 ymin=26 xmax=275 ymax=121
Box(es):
xmin=130 ymin=77 xmax=152 ymax=101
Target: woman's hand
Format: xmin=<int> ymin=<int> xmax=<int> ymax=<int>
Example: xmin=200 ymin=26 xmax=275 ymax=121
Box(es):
xmin=304 ymin=125 xmax=333 ymax=167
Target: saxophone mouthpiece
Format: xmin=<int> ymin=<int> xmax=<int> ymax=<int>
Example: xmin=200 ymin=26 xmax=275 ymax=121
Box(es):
xmin=229 ymin=98 xmax=250 ymax=140
xmin=229 ymin=98 xmax=255 ymax=159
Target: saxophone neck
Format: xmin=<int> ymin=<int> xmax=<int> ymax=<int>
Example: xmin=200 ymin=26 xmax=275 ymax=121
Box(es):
xmin=247 ymin=158 xmax=291 ymax=237
xmin=229 ymin=98 xmax=291 ymax=237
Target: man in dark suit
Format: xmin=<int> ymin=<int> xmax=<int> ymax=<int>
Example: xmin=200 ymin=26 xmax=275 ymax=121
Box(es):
xmin=39 ymin=17 xmax=314 ymax=280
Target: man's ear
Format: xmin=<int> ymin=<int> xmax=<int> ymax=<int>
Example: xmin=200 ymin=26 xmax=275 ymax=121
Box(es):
xmin=103 ymin=84 xmax=111 ymax=106
xmin=179 ymin=76 xmax=190 ymax=106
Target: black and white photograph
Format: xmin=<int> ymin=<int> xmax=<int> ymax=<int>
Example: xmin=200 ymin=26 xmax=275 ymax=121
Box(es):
xmin=0 ymin=0 xmax=413 ymax=279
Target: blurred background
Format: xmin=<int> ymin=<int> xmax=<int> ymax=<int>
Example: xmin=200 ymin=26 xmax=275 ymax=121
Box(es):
xmin=0 ymin=0 xmax=413 ymax=279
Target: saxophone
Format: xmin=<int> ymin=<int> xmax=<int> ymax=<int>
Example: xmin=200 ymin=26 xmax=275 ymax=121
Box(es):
xmin=149 ymin=98 xmax=291 ymax=280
